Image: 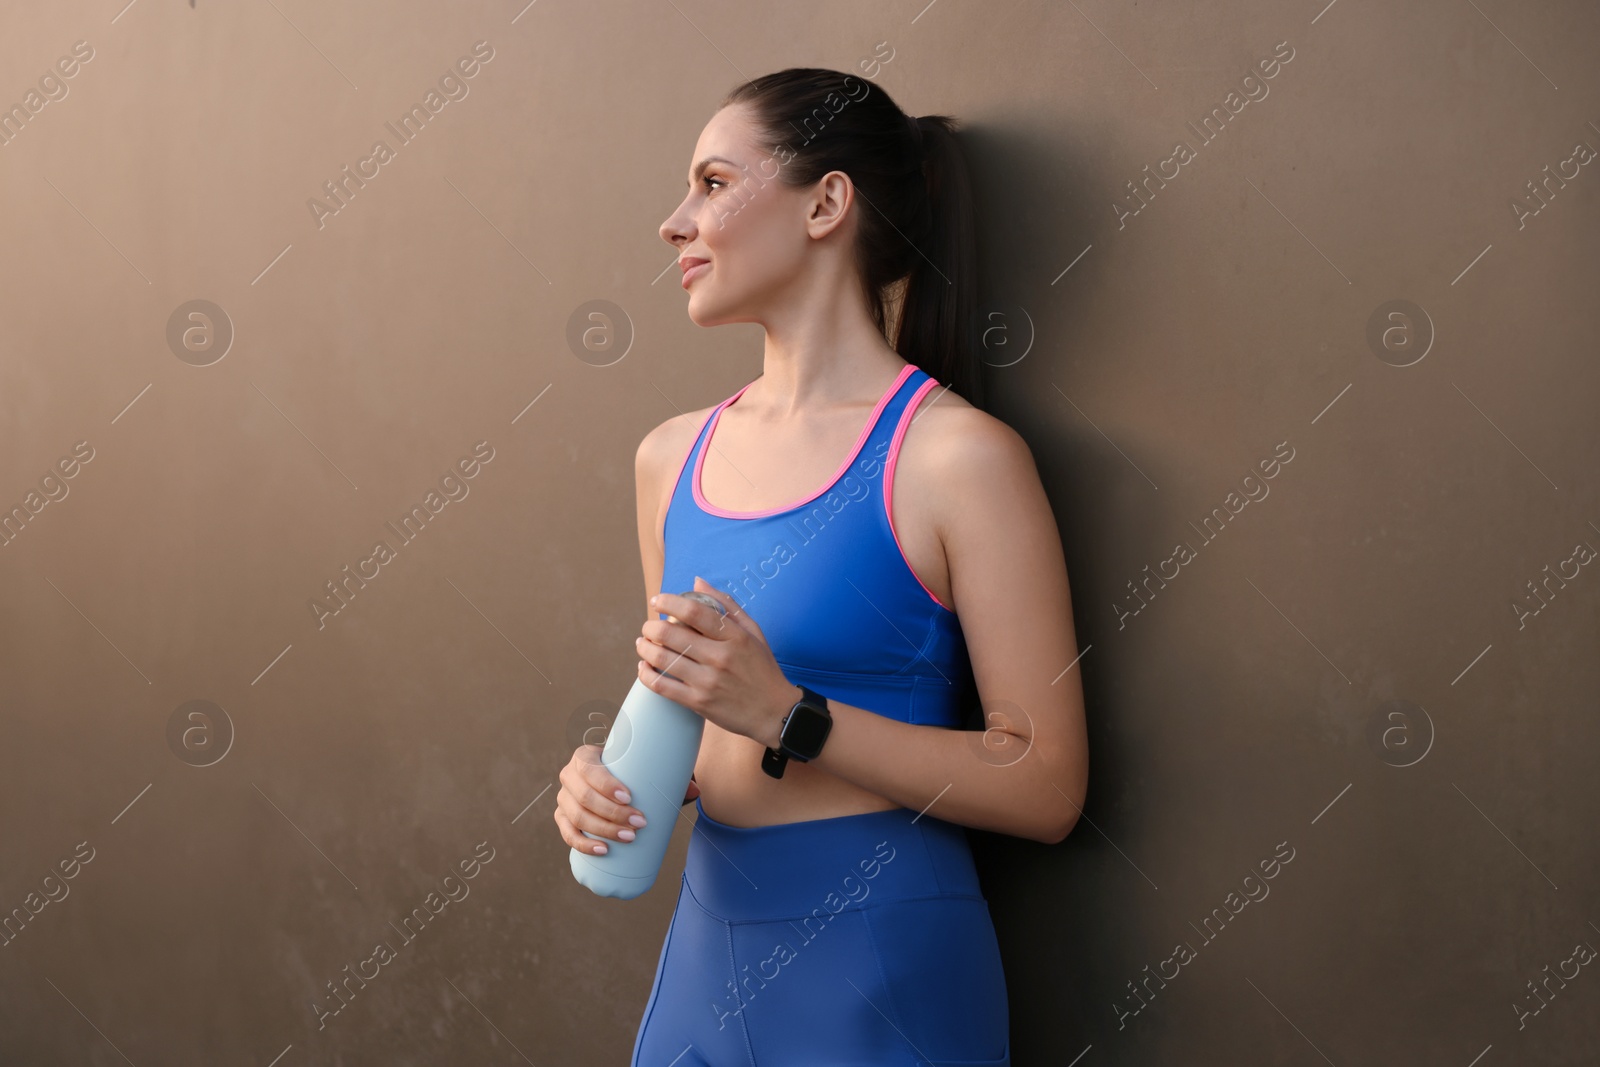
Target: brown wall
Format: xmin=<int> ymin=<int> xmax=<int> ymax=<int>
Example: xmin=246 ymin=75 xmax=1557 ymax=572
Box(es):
xmin=2 ymin=1 xmax=1596 ymax=1064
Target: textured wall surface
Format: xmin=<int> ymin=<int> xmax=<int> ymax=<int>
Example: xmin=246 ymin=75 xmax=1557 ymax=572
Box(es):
xmin=0 ymin=1 xmax=1595 ymax=1064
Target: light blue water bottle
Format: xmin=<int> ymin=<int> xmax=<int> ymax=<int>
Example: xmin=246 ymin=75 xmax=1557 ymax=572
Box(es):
xmin=569 ymin=591 xmax=725 ymax=899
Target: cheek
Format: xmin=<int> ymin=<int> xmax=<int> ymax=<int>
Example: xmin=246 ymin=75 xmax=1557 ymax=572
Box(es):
xmin=698 ymin=205 xmax=744 ymax=254
xmin=710 ymin=213 xmax=795 ymax=285
xmin=704 ymin=189 xmax=782 ymax=252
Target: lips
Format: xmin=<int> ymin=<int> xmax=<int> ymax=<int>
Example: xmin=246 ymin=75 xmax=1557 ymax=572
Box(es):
xmin=680 ymin=257 xmax=710 ymax=289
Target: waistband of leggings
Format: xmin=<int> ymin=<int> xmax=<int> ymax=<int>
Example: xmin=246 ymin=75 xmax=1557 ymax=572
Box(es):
xmin=683 ymin=797 xmax=983 ymax=922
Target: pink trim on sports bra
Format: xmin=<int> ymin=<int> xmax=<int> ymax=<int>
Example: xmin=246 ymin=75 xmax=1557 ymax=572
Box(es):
xmin=659 ymin=405 xmax=721 ymax=557
xmin=693 ymin=363 xmax=916 ymax=519
xmin=884 ymin=376 xmax=956 ymax=614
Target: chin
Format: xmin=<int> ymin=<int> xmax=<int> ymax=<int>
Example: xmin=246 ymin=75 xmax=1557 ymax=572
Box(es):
xmin=685 ymin=293 xmax=748 ymax=328
xmin=685 ymin=304 xmax=724 ymax=328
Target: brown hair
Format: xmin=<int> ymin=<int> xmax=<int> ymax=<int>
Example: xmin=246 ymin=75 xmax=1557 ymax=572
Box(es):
xmin=720 ymin=68 xmax=983 ymax=411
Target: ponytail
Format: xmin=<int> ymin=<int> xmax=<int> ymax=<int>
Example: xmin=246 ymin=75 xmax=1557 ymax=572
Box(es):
xmin=893 ymin=114 xmax=981 ymax=411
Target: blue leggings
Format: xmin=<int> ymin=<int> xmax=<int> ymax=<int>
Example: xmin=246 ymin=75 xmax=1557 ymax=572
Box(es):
xmin=630 ymin=798 xmax=1010 ymax=1066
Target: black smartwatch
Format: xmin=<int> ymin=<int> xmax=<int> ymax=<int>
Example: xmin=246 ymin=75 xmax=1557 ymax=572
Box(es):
xmin=762 ymin=685 xmax=832 ymax=779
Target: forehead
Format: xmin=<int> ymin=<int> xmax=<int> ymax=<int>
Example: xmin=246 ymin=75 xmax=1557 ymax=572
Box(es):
xmin=688 ymin=103 xmax=760 ymax=172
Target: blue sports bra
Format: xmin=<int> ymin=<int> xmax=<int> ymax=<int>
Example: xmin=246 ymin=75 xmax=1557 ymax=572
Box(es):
xmin=659 ymin=363 xmax=974 ymax=728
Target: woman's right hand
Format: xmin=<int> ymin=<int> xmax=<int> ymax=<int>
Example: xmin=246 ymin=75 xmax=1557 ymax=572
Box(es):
xmin=555 ymin=744 xmax=664 ymax=856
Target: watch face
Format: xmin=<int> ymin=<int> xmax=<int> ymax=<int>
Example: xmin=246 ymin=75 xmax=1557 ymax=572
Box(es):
xmin=785 ymin=703 xmax=831 ymax=757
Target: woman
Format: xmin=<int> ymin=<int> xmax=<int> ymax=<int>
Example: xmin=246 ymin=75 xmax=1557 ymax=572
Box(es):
xmin=555 ymin=68 xmax=1088 ymax=1066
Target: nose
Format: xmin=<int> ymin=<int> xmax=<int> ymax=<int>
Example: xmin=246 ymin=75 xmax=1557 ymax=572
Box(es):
xmin=659 ymin=195 xmax=695 ymax=246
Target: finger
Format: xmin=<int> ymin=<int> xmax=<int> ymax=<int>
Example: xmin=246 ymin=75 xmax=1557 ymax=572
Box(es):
xmin=636 ymin=623 xmax=684 ymax=662
xmin=569 ymin=742 xmax=607 ymax=775
xmin=639 ymin=632 xmax=709 ymax=685
xmin=571 ymin=744 xmax=632 ymax=806
xmin=641 ymin=621 xmax=726 ymax=680
xmin=692 ymin=576 xmax=761 ymax=640
xmin=557 ymin=789 xmax=628 ymax=844
xmin=656 ymin=591 xmax=729 ymax=642
xmin=569 ymin=795 xmax=643 ymax=843
xmin=639 ymin=655 xmax=696 ymax=707
xmin=554 ymin=808 xmax=609 ymax=855
xmin=557 ymin=808 xmax=626 ymax=854
xmin=577 ymin=769 xmax=644 ymax=826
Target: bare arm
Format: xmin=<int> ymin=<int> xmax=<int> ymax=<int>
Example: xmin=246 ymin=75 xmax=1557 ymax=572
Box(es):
xmin=634 ymin=424 xmax=669 ymax=623
xmin=635 ymin=415 xmax=705 ymax=806
xmin=552 ymin=422 xmax=688 ymax=857
xmin=805 ymin=409 xmax=1089 ymax=843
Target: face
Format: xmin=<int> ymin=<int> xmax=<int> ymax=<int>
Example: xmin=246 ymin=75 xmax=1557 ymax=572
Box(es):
xmin=659 ymin=103 xmax=830 ymax=327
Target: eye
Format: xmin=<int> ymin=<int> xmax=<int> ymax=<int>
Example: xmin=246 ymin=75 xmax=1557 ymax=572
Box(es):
xmin=703 ymin=175 xmax=726 ymax=192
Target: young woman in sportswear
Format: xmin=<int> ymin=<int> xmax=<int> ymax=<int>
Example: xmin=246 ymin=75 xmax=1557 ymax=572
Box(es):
xmin=553 ymin=67 xmax=1089 ymax=1066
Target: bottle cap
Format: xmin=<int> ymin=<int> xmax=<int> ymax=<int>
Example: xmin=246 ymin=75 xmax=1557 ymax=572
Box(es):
xmin=666 ymin=589 xmax=727 ymax=624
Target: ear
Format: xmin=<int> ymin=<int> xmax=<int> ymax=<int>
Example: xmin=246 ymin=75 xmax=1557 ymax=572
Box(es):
xmin=806 ymin=170 xmax=854 ymax=240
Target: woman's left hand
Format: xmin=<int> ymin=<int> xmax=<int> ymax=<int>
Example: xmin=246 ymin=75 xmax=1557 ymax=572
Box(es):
xmin=637 ymin=576 xmax=795 ymax=749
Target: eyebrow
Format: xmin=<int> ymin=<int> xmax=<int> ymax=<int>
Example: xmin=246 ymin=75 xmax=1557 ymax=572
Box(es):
xmin=687 ymin=155 xmax=738 ymax=188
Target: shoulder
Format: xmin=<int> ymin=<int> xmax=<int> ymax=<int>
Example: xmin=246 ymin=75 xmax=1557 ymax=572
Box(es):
xmin=898 ymin=383 xmax=1036 ymax=481
xmin=635 ymin=402 xmax=721 ymax=544
xmin=636 ymin=402 xmax=719 ymax=481
xmin=895 ymin=383 xmax=1043 ymax=535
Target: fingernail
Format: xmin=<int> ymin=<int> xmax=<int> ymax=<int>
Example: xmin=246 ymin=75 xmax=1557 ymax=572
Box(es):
xmin=614 ymin=789 xmax=631 ymax=804
xmin=629 ymin=814 xmax=647 ymax=828
xmin=594 ymin=843 xmax=608 ymax=854
xmin=618 ymin=829 xmax=635 ymax=842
